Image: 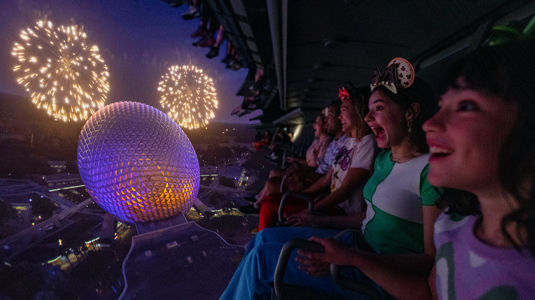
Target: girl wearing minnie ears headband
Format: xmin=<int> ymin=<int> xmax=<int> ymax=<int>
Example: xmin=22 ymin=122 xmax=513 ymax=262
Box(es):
xmin=367 ymin=58 xmax=437 ymax=160
xmin=219 ymin=61 xmax=442 ymax=300
xmin=294 ymin=58 xmax=443 ymax=299
xmin=423 ymin=39 xmax=535 ymax=299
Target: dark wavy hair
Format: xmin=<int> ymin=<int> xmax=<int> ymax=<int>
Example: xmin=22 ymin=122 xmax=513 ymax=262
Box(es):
xmin=342 ymin=82 xmax=373 ymax=139
xmin=371 ymin=77 xmax=437 ymax=153
xmin=435 ymin=39 xmax=535 ymax=257
xmin=329 ymin=99 xmax=342 ymax=116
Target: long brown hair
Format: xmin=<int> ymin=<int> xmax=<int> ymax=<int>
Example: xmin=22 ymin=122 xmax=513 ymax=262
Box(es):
xmin=342 ymin=82 xmax=372 ymax=140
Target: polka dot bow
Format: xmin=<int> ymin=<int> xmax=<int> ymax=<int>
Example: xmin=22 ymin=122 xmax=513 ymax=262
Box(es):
xmin=338 ymin=86 xmax=351 ymax=101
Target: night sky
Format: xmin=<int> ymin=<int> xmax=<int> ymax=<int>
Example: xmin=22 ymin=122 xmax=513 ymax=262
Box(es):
xmin=0 ymin=0 xmax=262 ymax=124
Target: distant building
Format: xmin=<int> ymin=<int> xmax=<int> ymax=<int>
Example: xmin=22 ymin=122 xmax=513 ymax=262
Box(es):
xmin=43 ymin=173 xmax=83 ymax=190
xmin=47 ymin=161 xmax=67 ymax=173
xmin=200 ymin=166 xmax=218 ymax=176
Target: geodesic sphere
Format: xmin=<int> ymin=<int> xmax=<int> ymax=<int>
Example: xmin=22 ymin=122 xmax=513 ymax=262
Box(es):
xmin=77 ymin=101 xmax=200 ymax=223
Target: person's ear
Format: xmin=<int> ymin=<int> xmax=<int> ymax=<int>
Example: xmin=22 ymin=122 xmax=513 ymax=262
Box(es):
xmin=405 ymin=102 xmax=420 ymax=121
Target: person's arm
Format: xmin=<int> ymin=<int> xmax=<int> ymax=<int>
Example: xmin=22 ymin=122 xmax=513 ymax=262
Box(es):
xmin=285 ymin=167 xmax=368 ymax=227
xmin=304 ymin=238 xmax=435 ymax=300
xmin=298 ymin=164 xmax=321 ymax=173
xmin=286 ymin=156 xmax=307 ymax=166
xmin=313 ymin=167 xmax=370 ymax=211
xmin=352 ymin=206 xmax=441 ymax=272
xmin=289 ymin=137 xmax=376 ymax=224
xmin=314 ymin=135 xmax=376 ymax=212
xmin=302 ymin=169 xmax=332 ymax=194
xmin=299 ymin=205 xmax=442 ymax=300
xmin=428 ymin=264 xmax=438 ymax=300
xmin=287 ymin=211 xmax=366 ymax=229
xmin=316 ymin=137 xmax=332 ymax=163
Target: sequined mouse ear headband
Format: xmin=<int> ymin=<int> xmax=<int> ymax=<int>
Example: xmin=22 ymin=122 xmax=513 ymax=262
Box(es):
xmin=370 ymin=57 xmax=415 ymax=94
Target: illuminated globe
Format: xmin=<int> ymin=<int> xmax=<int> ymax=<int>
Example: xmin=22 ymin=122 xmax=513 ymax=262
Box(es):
xmin=77 ymin=101 xmax=200 ymax=223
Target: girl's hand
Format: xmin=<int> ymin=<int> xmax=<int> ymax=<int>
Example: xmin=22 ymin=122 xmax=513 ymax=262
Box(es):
xmin=295 ymin=252 xmax=331 ymax=276
xmin=285 ymin=210 xmax=318 ymax=227
xmin=298 ymin=236 xmax=356 ymax=267
xmin=284 ymin=163 xmax=299 ymax=176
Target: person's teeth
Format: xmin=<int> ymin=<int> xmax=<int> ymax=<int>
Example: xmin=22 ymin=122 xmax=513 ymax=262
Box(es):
xmin=430 ymin=146 xmax=450 ymax=154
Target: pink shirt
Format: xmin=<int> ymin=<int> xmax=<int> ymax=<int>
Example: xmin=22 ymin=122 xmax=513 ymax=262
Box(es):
xmin=305 ymin=135 xmax=332 ymax=167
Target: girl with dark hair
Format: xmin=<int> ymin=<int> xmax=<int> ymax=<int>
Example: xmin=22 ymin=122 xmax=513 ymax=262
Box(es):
xmin=423 ymin=40 xmax=535 ymax=299
xmin=287 ymin=113 xmax=332 ymax=168
xmin=219 ymin=59 xmax=442 ymax=300
xmin=303 ymin=43 xmax=535 ymax=300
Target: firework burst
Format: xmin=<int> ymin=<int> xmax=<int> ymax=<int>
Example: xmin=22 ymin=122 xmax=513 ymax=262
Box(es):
xmin=12 ymin=19 xmax=109 ymax=122
xmin=158 ymin=65 xmax=218 ymax=129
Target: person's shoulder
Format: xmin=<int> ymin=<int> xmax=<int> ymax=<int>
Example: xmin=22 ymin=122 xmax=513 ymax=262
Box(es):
xmin=434 ymin=211 xmax=474 ymax=236
xmin=357 ymin=134 xmax=376 ymax=146
xmin=376 ymin=149 xmax=391 ymax=160
xmin=331 ymin=134 xmax=348 ymax=148
xmin=408 ymin=153 xmax=431 ymax=171
xmin=318 ymin=135 xmax=332 ymax=145
xmin=326 ymin=138 xmax=339 ymax=150
xmin=338 ymin=134 xmax=348 ymax=142
xmin=344 ymin=136 xmax=357 ymax=145
xmin=415 ymin=153 xmax=430 ymax=162
xmin=362 ymin=133 xmax=375 ymax=141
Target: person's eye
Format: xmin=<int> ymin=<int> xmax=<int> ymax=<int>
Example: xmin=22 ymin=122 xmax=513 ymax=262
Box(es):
xmin=458 ymin=100 xmax=479 ymax=112
xmin=375 ymin=106 xmax=383 ymax=111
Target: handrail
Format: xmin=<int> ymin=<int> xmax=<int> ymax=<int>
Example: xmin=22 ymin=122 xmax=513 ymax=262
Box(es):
xmin=277 ymin=191 xmax=315 ymax=226
xmin=273 ymin=232 xmax=382 ymax=300
xmin=273 ymin=238 xmax=324 ymax=298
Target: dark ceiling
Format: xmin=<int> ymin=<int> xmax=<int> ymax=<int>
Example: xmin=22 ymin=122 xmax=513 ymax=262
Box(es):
xmin=210 ymin=0 xmax=535 ymax=125
xmin=282 ymin=0 xmax=533 ymax=111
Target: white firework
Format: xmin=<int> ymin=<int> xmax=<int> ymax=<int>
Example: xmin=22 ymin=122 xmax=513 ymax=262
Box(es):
xmin=12 ymin=19 xmax=109 ymax=122
xmin=158 ymin=65 xmax=218 ymax=129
